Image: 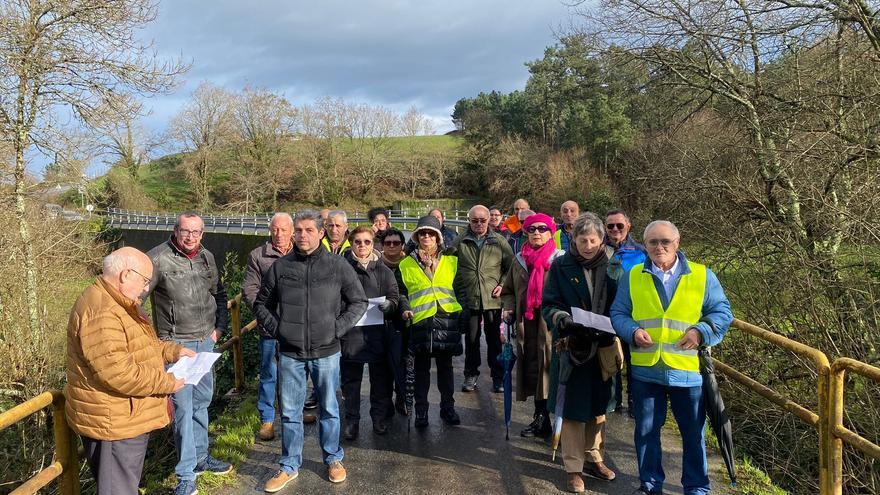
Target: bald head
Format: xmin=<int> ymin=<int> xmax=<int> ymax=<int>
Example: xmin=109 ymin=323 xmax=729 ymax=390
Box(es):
xmin=468 ymin=204 xmax=490 ymax=236
xmin=513 ymin=199 xmax=530 ymax=216
xmin=560 ymin=200 xmax=580 ymax=227
xmin=102 ymin=247 xmax=153 ymax=301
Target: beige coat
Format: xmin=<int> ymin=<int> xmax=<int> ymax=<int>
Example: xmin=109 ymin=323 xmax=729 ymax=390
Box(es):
xmin=501 ymin=250 xmax=565 ymax=401
xmin=64 ymin=277 xmax=181 ymax=440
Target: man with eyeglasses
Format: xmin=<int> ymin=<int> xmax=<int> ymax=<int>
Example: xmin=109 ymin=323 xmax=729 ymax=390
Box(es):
xmin=147 ymin=212 xmax=231 ymax=495
xmin=554 ymin=200 xmax=580 ymax=251
xmin=604 ymin=209 xmax=647 ymax=414
xmin=611 ymin=220 xmax=732 ymax=495
xmin=453 ymin=204 xmax=514 ymax=393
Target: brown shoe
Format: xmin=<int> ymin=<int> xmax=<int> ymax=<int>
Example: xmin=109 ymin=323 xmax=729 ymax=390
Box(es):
xmin=259 ymin=422 xmax=275 ymax=441
xmin=328 ymin=461 xmax=347 ymax=483
xmin=303 ymin=411 xmax=317 ymax=424
xmin=566 ymin=472 xmax=585 ymax=493
xmin=584 ymin=460 xmax=616 ymax=481
xmin=264 ymin=469 xmax=297 ymax=493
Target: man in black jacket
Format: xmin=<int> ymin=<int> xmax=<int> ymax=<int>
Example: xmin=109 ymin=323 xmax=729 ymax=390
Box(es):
xmin=254 ymin=210 xmax=367 ymax=492
xmin=147 ymin=212 xmax=230 ymax=495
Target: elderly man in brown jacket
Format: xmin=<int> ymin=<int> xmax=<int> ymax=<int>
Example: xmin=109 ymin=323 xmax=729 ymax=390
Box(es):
xmin=65 ymin=247 xmax=193 ymax=495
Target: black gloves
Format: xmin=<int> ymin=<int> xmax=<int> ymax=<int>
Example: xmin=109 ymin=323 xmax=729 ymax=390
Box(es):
xmin=559 ymin=315 xmax=599 ymax=338
xmin=378 ymin=299 xmax=394 ymax=314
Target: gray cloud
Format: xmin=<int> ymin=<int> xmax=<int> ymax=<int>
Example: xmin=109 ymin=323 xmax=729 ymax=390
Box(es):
xmin=140 ymin=0 xmax=573 ymax=133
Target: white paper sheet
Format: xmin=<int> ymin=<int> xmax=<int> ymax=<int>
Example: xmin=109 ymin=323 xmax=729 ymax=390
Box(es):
xmin=168 ymin=352 xmax=221 ymax=385
xmin=355 ymin=296 xmax=386 ymax=327
xmin=570 ymin=307 xmax=616 ymax=334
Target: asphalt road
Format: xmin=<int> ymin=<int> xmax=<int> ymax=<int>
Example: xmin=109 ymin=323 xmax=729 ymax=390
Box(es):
xmin=220 ymin=354 xmax=735 ymax=495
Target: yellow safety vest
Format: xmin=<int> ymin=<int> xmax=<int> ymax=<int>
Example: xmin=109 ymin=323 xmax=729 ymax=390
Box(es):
xmin=322 ymin=237 xmax=350 ymax=254
xmin=399 ymin=255 xmax=462 ymax=324
xmin=629 ymin=261 xmax=706 ymax=372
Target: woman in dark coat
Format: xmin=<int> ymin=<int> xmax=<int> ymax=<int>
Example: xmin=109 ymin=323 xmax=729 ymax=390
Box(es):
xmin=341 ymin=226 xmax=399 ymax=440
xmin=542 ymin=212 xmax=623 ymax=493
xmin=379 ymin=228 xmax=411 ymax=415
xmin=500 ymin=213 xmax=565 ymax=438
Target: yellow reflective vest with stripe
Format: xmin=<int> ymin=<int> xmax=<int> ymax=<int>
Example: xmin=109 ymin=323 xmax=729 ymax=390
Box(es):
xmin=628 ymin=262 xmax=707 ymax=372
xmin=398 ymin=255 xmax=462 ymax=324
xmin=322 ymin=237 xmax=350 ymax=255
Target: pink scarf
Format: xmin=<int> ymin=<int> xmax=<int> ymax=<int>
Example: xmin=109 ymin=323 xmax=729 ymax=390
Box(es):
xmin=520 ymin=239 xmax=557 ymax=320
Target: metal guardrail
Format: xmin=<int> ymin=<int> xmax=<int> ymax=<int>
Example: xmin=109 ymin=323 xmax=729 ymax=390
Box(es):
xmin=105 ymin=208 xmax=469 ymax=235
xmin=713 ymin=318 xmax=879 ymax=495
xmin=0 ymin=390 xmax=80 ymax=495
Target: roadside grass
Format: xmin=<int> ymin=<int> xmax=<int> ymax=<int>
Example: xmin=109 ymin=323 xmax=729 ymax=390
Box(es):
xmin=141 ymin=392 xmax=261 ymax=494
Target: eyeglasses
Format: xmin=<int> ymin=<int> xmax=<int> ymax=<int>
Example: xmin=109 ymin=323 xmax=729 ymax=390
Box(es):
xmin=417 ymin=230 xmax=435 ymax=237
xmin=646 ymin=238 xmax=676 ymax=248
xmin=606 ymin=223 xmax=626 ymax=231
xmin=129 ymin=268 xmax=152 ymax=287
xmin=177 ymin=229 xmax=203 ymax=237
xmin=353 ymin=239 xmax=373 ymax=246
xmin=469 ymin=218 xmax=488 ymax=224
xmin=526 ymin=225 xmax=551 ymax=234
xmin=383 ymin=240 xmax=402 ymax=247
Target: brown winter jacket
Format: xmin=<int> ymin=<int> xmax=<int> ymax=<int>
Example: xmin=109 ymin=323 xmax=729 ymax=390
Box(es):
xmin=64 ymin=277 xmax=182 ymax=441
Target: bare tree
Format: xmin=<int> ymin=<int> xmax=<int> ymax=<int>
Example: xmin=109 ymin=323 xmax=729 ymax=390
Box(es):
xmin=0 ymin=0 xmax=186 ymax=340
xmin=347 ymin=103 xmax=398 ymax=196
xmin=89 ymin=97 xmax=158 ymax=178
xmin=169 ymin=82 xmax=234 ymax=209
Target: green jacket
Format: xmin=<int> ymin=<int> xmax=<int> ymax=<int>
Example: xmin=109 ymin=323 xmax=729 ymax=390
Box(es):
xmin=452 ymin=229 xmax=514 ymax=311
xmin=542 ymin=249 xmax=622 ymax=422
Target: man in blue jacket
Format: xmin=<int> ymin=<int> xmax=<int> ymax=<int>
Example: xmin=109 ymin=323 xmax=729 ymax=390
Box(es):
xmin=605 ymin=208 xmax=647 ymax=413
xmin=611 ymin=220 xmax=732 ymax=495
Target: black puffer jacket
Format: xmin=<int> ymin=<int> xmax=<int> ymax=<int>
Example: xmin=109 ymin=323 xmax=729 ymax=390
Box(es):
xmin=395 ymin=251 xmax=468 ymax=356
xmin=341 ymin=251 xmax=399 ymax=362
xmin=253 ymin=246 xmax=368 ymax=360
xmin=148 ymin=238 xmax=229 ymax=342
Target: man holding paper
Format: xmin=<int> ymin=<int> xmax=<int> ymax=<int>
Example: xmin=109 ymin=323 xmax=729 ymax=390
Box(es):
xmin=65 ymin=247 xmax=194 ymax=495
xmin=611 ymin=220 xmax=732 ymax=495
xmin=340 ymin=226 xmax=399 ymax=439
xmin=148 ymin=212 xmax=231 ymax=495
xmin=254 ymin=210 xmax=367 ymax=491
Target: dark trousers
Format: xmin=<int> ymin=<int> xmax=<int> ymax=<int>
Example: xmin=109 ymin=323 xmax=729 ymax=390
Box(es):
xmin=82 ymin=433 xmax=150 ymax=495
xmin=464 ymin=309 xmax=503 ymax=379
xmin=414 ymin=352 xmax=455 ymax=413
xmin=341 ymin=359 xmax=393 ymax=422
xmin=614 ymin=341 xmax=633 ymax=408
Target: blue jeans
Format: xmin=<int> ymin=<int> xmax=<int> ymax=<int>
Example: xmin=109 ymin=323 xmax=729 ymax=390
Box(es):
xmin=631 ymin=378 xmax=709 ymax=495
xmin=258 ymin=337 xmax=278 ymax=423
xmin=170 ymin=336 xmax=215 ymax=481
xmin=278 ymin=352 xmax=343 ymax=473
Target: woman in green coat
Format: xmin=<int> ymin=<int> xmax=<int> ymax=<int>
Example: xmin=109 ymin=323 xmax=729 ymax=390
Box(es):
xmin=542 ymin=212 xmax=623 ymax=493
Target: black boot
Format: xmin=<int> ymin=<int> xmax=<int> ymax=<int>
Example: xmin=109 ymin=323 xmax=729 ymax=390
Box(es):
xmin=440 ymin=407 xmax=461 ymax=426
xmin=521 ymin=413 xmax=550 ymax=438
xmin=343 ymin=422 xmax=359 ymax=440
xmin=414 ymin=410 xmax=429 ymax=429
xmin=535 ymin=413 xmax=552 ymax=438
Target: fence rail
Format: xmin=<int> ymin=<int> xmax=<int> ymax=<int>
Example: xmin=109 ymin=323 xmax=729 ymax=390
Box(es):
xmin=106 ymin=208 xmax=469 ymax=235
xmin=2 ymin=310 xmax=877 ymax=493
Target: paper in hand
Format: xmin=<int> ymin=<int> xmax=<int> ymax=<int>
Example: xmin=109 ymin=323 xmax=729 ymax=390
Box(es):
xmin=168 ymin=352 xmax=221 ymax=385
xmin=355 ymin=296 xmax=386 ymax=327
xmin=570 ymin=307 xmax=616 ymax=334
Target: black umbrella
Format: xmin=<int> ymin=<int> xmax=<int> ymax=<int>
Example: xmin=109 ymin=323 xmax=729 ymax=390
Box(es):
xmin=498 ymin=320 xmax=517 ymax=440
xmin=700 ymin=346 xmax=737 ymax=487
xmin=405 ymin=348 xmax=415 ymax=434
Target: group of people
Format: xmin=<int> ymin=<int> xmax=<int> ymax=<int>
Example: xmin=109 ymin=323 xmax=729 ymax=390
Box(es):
xmin=63 ymin=199 xmax=733 ymax=495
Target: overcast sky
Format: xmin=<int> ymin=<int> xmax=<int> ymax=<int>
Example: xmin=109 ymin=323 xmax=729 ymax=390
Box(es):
xmin=137 ymin=0 xmax=575 ymax=137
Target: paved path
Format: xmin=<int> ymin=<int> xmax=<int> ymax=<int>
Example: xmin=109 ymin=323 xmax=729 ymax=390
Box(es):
xmin=220 ymin=355 xmax=734 ymax=495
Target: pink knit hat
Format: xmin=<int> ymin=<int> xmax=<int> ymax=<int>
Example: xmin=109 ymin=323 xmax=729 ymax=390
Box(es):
xmin=522 ymin=213 xmax=557 ymax=234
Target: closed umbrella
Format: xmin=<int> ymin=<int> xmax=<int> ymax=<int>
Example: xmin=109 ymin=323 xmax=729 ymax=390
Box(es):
xmin=551 ymin=350 xmax=574 ymax=461
xmin=498 ymin=319 xmax=517 ymax=440
xmin=700 ymin=346 xmax=737 ymax=487
xmin=405 ymin=349 xmax=415 ymax=433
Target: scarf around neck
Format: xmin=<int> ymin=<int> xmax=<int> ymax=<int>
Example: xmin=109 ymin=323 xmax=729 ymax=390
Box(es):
xmin=568 ymin=244 xmax=612 ymax=315
xmin=520 ymin=239 xmax=557 ymax=320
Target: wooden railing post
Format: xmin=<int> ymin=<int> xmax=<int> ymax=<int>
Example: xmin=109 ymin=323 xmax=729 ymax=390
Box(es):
xmin=231 ymin=294 xmax=244 ymax=392
xmin=52 ymin=393 xmax=80 ymax=495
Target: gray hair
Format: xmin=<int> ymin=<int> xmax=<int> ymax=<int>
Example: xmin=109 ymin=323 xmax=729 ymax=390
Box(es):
xmin=294 ymin=209 xmax=324 ymax=229
xmin=644 ymin=220 xmax=680 ymax=240
xmin=175 ymin=211 xmax=203 ymax=229
xmin=517 ymin=209 xmax=535 ymax=221
xmin=572 ymin=212 xmax=606 ymax=239
xmin=467 ymin=204 xmax=489 ymax=218
xmin=270 ymin=212 xmax=293 ymax=227
xmin=327 ymin=209 xmax=348 ymax=224
xmin=102 ymin=248 xmax=143 ymax=277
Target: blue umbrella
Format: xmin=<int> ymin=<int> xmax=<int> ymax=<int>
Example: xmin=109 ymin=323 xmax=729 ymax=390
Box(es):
xmin=498 ymin=320 xmax=517 ymax=440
